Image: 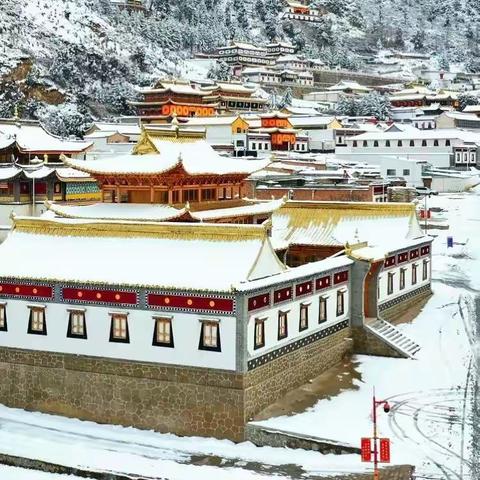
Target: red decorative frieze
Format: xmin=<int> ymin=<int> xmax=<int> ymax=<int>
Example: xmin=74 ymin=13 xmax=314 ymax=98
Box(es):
xmin=295 ymin=281 xmax=313 ymax=297
xmin=247 ymin=292 xmax=270 ymax=312
xmin=0 ymin=283 xmax=53 ymax=299
xmin=384 ymin=256 xmax=396 ymax=268
xmin=333 ymin=271 xmax=349 ymax=285
xmin=63 ymin=287 xmax=137 ymax=305
xmin=397 ymin=252 xmax=409 ymax=263
xmin=273 ymin=286 xmax=293 ymax=304
xmin=409 ymin=249 xmax=420 ymax=260
xmin=316 ymin=275 xmax=331 ymax=290
xmin=420 ymin=245 xmax=430 ymax=256
xmin=149 ymin=293 xmax=234 ymax=313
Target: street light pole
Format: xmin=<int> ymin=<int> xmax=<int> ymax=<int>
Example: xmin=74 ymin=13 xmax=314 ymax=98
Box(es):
xmin=372 ymin=389 xmax=391 ymax=480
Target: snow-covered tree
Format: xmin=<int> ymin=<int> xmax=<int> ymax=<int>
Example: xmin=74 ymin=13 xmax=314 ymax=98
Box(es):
xmin=357 ymin=92 xmax=391 ymax=120
xmin=336 ymin=95 xmax=358 ymax=116
xmin=207 ymin=61 xmax=231 ymax=81
xmin=458 ymin=92 xmax=478 ymax=111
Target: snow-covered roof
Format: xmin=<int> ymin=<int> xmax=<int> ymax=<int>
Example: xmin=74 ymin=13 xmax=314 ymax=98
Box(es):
xmin=0 ymin=217 xmax=286 ymax=292
xmin=289 ymin=116 xmax=337 ymax=128
xmin=275 ymin=54 xmax=306 ymax=63
xmin=349 ymin=129 xmax=479 ymax=142
xmin=0 ymin=120 xmax=92 ymax=153
xmin=326 ymin=81 xmax=370 ymax=92
xmin=442 ymin=111 xmax=480 ymax=121
xmin=45 ymin=202 xmax=189 ymax=222
xmin=193 ymin=198 xmax=285 ymax=221
xmin=462 ymin=105 xmax=480 ymax=113
xmin=183 ymin=116 xmax=240 ymax=126
xmin=283 ymin=106 xmax=320 ymax=116
xmin=63 ymin=136 xmax=270 ymax=176
xmin=0 ymin=165 xmax=95 ymax=181
xmin=271 ymin=201 xmax=424 ymax=250
xmin=87 ymin=122 xmax=141 ymax=136
xmin=210 ymin=82 xmax=257 ymax=94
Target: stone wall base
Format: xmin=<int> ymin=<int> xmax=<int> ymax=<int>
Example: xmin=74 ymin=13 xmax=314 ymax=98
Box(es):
xmin=0 ymin=325 xmax=353 ymax=442
xmin=351 ymin=326 xmax=405 ymax=358
xmin=0 ymin=347 xmax=245 ymax=441
xmin=379 ymin=284 xmax=432 ymax=323
xmin=244 ymin=326 xmax=353 ymax=418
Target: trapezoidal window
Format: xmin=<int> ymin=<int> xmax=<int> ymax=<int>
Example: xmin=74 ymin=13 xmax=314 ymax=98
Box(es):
xmin=254 ymin=318 xmax=266 ymax=349
xmin=319 ymin=297 xmax=327 ymax=324
xmin=109 ymin=313 xmax=130 ymax=343
xmin=67 ymin=309 xmax=87 ymax=339
xmin=299 ymin=303 xmax=309 ymax=331
xmin=153 ymin=316 xmax=174 ymax=348
xmin=199 ymin=320 xmax=221 ymax=352
xmin=0 ymin=303 xmax=7 ymax=332
xmin=28 ymin=306 xmax=46 ymax=335
xmin=278 ymin=311 xmax=288 ymax=340
xmin=336 ymin=290 xmax=345 ymax=317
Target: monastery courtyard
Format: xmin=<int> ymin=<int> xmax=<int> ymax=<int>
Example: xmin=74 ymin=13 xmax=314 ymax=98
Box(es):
xmin=0 ymin=189 xmax=475 ymax=480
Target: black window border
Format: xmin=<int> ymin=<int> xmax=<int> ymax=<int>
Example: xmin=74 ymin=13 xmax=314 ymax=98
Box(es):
xmin=67 ymin=310 xmax=87 ymax=340
xmin=28 ymin=307 xmax=47 ymax=336
xmin=299 ymin=304 xmax=309 ymax=332
xmin=199 ymin=321 xmax=221 ymax=352
xmin=277 ymin=311 xmax=288 ymax=340
xmin=0 ymin=304 xmax=7 ymax=332
xmin=387 ymin=272 xmax=394 ymax=295
xmin=336 ymin=290 xmax=345 ymax=317
xmin=319 ymin=297 xmax=327 ymax=324
xmin=152 ymin=317 xmax=174 ymax=348
xmin=109 ymin=314 xmax=130 ymax=344
xmin=254 ymin=318 xmax=266 ymax=350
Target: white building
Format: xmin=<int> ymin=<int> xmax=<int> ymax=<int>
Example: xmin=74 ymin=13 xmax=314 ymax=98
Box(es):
xmin=336 ymin=130 xmax=480 ymax=169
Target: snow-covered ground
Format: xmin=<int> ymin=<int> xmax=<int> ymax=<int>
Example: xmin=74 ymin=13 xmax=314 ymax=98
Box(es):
xmin=0 ymin=190 xmax=478 ymax=479
xmin=259 ymin=189 xmax=479 ymax=478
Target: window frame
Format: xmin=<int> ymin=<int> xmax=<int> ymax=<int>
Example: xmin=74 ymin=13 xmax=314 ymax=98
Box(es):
xmin=387 ymin=272 xmax=394 ymax=295
xmin=199 ymin=320 xmax=221 ymax=352
xmin=319 ymin=296 xmax=328 ymax=324
xmin=254 ymin=317 xmax=266 ymax=350
xmin=399 ymin=268 xmax=406 ymax=290
xmin=277 ymin=310 xmax=288 ymax=340
xmin=299 ymin=303 xmax=310 ymax=331
xmin=67 ymin=309 xmax=87 ymax=339
xmin=0 ymin=302 xmax=7 ymax=332
xmin=109 ymin=313 xmax=130 ymax=343
xmin=412 ymin=263 xmax=418 ymax=285
xmin=423 ymin=259 xmax=429 ymax=281
xmin=336 ymin=290 xmax=345 ymax=317
xmin=152 ymin=316 xmax=174 ymax=348
xmin=28 ymin=305 xmax=47 ymax=336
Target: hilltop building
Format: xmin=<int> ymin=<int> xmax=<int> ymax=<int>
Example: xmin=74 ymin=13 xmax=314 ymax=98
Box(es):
xmin=282 ymin=1 xmax=325 ymax=22
xmin=130 ymin=80 xmax=268 ymax=119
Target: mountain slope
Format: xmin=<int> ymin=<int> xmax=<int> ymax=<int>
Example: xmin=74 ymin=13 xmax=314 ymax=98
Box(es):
xmin=1 ymin=0 xmax=480 ymax=136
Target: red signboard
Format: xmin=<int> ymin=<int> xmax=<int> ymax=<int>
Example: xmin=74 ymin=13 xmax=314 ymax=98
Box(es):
xmin=361 ymin=438 xmax=372 ymax=462
xmin=379 ymin=438 xmax=391 ymax=463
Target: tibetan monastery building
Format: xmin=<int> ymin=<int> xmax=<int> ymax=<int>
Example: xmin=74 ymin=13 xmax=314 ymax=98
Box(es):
xmin=63 ymin=122 xmax=269 ymax=205
xmin=130 ymin=80 xmax=268 ymax=119
xmin=0 ymin=119 xmax=92 ymax=164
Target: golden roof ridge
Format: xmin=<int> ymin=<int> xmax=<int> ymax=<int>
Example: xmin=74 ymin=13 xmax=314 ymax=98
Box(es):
xmin=13 ymin=216 xmax=268 ymax=242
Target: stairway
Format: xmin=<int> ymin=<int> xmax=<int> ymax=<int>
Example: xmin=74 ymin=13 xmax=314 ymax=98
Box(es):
xmin=366 ymin=318 xmax=421 ymax=359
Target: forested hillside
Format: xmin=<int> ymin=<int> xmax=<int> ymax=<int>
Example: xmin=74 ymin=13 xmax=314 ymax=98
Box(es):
xmin=1 ymin=0 xmax=479 ymax=136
